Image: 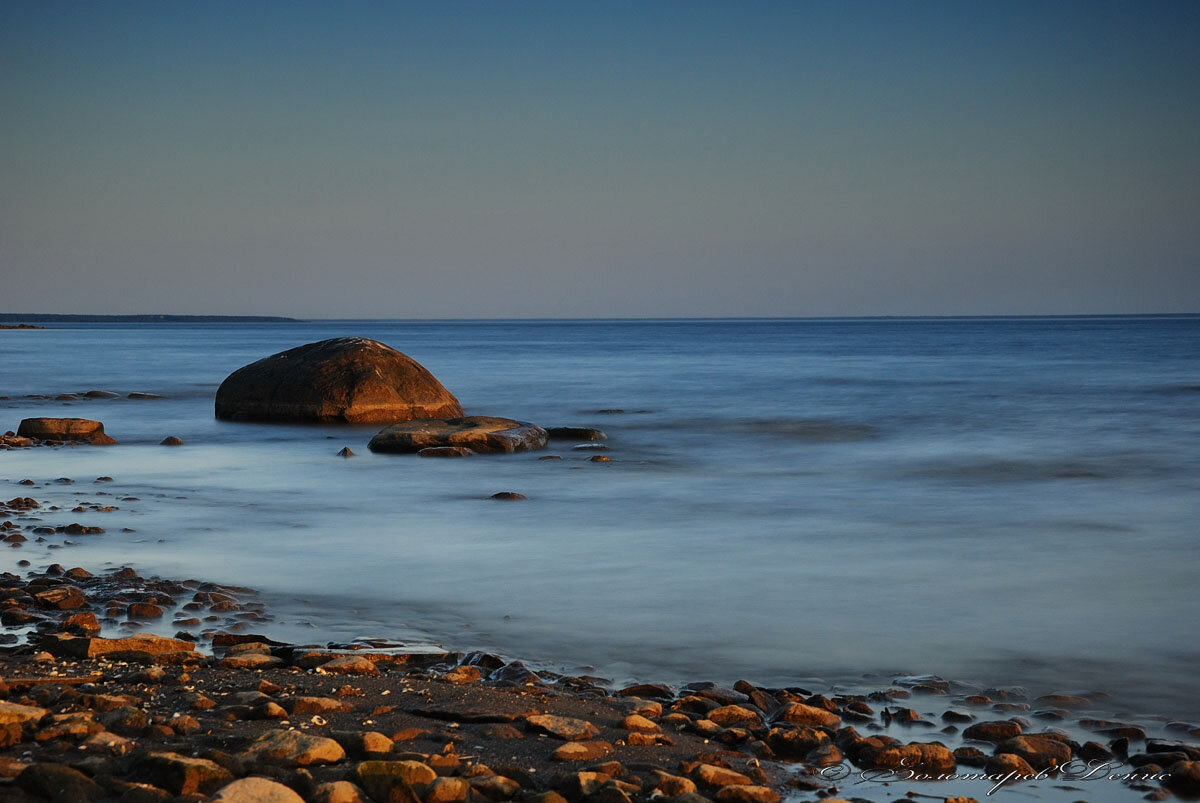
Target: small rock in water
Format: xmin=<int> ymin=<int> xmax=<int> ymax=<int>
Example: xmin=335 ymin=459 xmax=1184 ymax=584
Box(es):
xmin=160 ymin=436 xmax=184 ymax=446
xmin=337 ymin=447 xmax=355 ymax=457
xmin=491 ymin=492 xmax=527 ymax=501
xmin=589 ymin=455 xmax=612 ymax=463
xmin=572 ymin=443 xmax=609 ymax=451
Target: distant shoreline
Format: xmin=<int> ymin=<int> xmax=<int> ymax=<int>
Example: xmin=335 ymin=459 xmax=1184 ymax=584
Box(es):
xmin=1 ymin=312 xmax=1197 ymax=324
xmin=0 ymin=313 xmax=298 ymax=323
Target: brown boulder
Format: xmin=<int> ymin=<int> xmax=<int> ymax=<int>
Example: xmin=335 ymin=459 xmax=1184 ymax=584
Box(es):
xmin=134 ymin=752 xmax=234 ymax=795
xmin=525 ymin=714 xmax=600 ymax=741
xmin=215 ymin=337 xmax=463 ymax=424
xmin=41 ymin=633 xmax=195 ymax=659
xmin=211 ymin=777 xmax=306 ymax=802
xmin=775 ymin=702 xmax=841 ymax=728
xmin=16 ymin=417 xmax=117 ymax=444
xmin=963 ymin=719 xmax=1023 ymax=742
xmin=34 ymin=586 xmax=86 ymax=610
xmin=551 ymin=741 xmax=614 ymax=761
xmin=370 ymin=416 xmax=547 ymax=454
xmin=240 ymin=729 xmax=347 ymax=766
xmin=1166 ymin=761 xmax=1200 ymax=795
xmin=994 ymin=735 xmax=1072 ymax=770
xmin=855 ymin=740 xmax=956 ymax=773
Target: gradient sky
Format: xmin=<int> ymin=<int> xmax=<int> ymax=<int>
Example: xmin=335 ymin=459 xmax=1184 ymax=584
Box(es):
xmin=2 ymin=1 xmax=1198 ymax=318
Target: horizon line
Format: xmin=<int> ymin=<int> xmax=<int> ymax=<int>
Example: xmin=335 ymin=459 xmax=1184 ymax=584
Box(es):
xmin=3 ymin=312 xmax=1199 ymax=323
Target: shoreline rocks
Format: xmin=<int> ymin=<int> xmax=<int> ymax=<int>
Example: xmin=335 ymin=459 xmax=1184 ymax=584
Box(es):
xmin=0 ymin=487 xmax=1194 ymax=802
xmin=215 ymin=338 xmax=464 ymax=424
xmin=0 ymin=560 xmax=1194 ymax=803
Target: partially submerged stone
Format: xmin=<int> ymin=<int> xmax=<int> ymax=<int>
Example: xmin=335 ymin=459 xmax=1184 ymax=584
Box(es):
xmin=994 ymin=734 xmax=1072 ymax=770
xmin=33 ymin=585 xmax=86 ymax=610
xmin=774 ymin=702 xmax=841 ymax=728
xmin=855 ymin=740 xmax=956 ymax=773
xmin=215 ymin=337 xmax=463 ymax=423
xmin=963 ymin=719 xmax=1022 ymax=742
xmin=369 ymin=416 xmax=547 ymax=454
xmin=16 ymin=417 xmax=117 ymax=444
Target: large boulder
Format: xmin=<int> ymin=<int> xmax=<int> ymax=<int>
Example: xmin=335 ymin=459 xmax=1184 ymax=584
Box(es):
xmin=16 ymin=417 xmax=117 ymax=444
xmin=214 ymin=338 xmax=463 ymax=424
xmin=369 ymin=416 xmax=547 ymax=454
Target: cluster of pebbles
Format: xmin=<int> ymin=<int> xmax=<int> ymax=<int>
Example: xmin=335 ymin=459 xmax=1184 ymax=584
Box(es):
xmin=2 ymin=488 xmax=1200 ymax=802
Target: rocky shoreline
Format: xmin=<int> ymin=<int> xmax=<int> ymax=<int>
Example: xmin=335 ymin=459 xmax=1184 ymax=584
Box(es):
xmin=2 ymin=487 xmax=1200 ymax=802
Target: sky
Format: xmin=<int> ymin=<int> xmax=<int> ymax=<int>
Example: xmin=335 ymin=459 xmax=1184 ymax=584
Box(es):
xmin=2 ymin=1 xmax=1198 ymax=318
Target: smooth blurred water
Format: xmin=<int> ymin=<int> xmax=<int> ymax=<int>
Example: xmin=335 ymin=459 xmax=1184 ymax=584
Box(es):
xmin=2 ymin=317 xmax=1198 ymax=716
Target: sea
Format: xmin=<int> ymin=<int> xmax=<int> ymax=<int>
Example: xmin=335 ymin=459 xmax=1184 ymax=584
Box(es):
xmin=2 ymin=316 xmax=1198 ymax=721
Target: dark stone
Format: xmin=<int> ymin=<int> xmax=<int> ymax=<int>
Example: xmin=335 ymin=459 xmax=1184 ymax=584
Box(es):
xmin=546 ymin=427 xmax=607 ymax=441
xmin=994 ymin=735 xmax=1073 ymax=770
xmin=963 ymin=719 xmax=1023 ymax=742
xmin=215 ymin=337 xmax=463 ymax=424
xmin=16 ymin=763 xmax=103 ymax=801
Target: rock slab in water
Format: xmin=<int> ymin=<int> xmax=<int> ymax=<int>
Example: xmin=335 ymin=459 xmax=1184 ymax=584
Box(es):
xmin=16 ymin=417 xmax=117 ymax=445
xmin=369 ymin=416 xmax=547 ymax=454
xmin=215 ymin=337 xmax=463 ymax=424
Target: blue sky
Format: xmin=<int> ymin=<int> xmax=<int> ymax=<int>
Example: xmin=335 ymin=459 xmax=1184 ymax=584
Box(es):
xmin=2 ymin=1 xmax=1197 ymax=317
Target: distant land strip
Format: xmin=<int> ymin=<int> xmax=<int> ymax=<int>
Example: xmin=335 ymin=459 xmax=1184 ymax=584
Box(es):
xmin=0 ymin=313 xmax=297 ymax=323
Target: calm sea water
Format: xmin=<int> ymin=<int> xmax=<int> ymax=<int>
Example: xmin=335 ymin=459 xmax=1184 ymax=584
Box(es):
xmin=2 ymin=317 xmax=1198 ymax=717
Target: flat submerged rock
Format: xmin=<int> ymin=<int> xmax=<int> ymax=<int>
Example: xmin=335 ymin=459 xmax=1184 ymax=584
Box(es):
xmin=369 ymin=416 xmax=548 ymax=454
xmin=15 ymin=417 xmax=117 ymax=445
